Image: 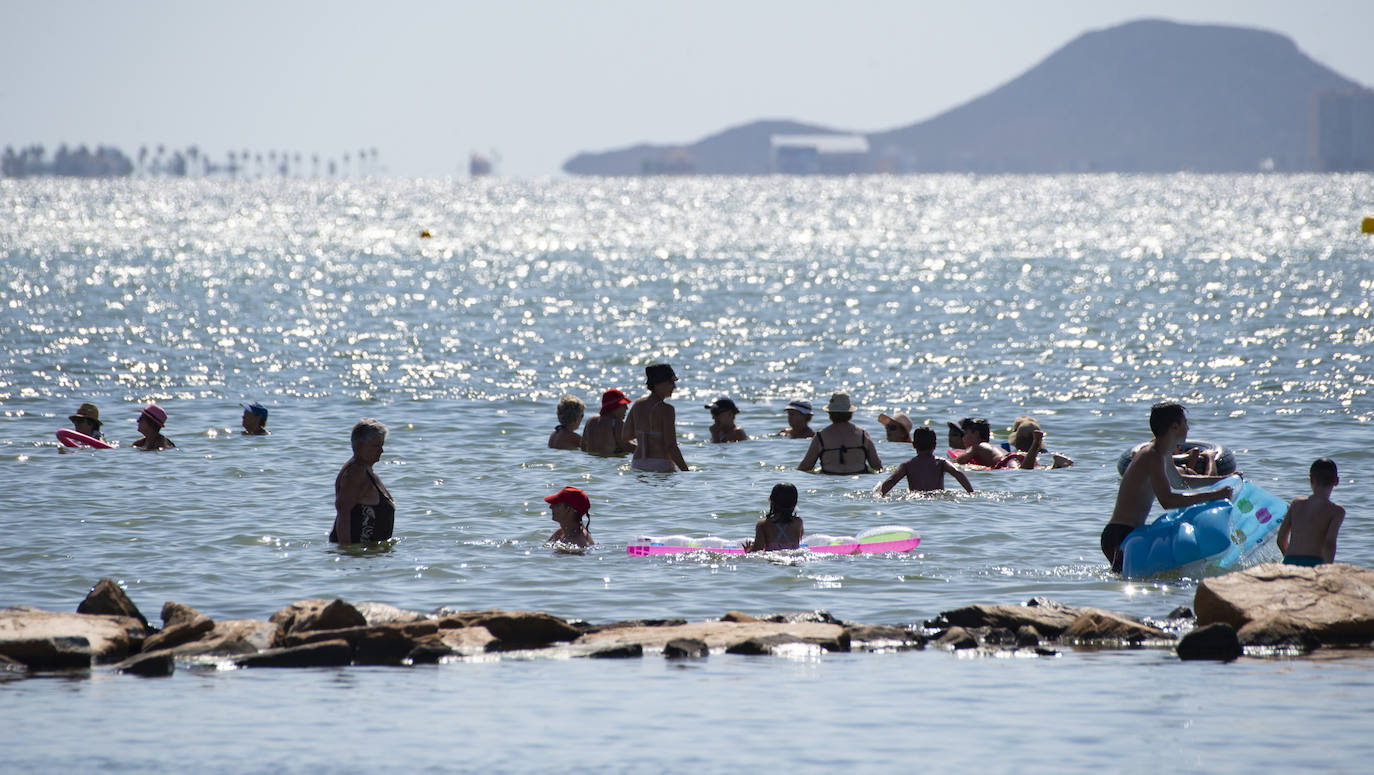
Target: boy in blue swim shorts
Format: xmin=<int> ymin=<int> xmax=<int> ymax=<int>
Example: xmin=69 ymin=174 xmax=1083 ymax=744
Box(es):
xmin=1277 ymin=458 xmax=1345 ymax=566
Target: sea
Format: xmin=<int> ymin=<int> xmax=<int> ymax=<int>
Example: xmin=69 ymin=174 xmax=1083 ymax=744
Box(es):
xmin=2 ymin=174 xmax=1372 ymax=773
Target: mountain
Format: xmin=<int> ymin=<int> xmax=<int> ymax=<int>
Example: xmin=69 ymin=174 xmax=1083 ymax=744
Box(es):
xmin=563 ymin=19 xmax=1363 ymax=175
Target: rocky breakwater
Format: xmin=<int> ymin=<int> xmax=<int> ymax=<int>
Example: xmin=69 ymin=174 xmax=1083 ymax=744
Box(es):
xmin=1186 ymin=562 xmax=1374 ymax=658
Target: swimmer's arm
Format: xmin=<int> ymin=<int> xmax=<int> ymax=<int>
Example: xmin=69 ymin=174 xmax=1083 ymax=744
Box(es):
xmin=879 ymin=464 xmax=907 ymax=495
xmin=797 ymin=436 xmax=821 ymax=472
xmin=547 ymin=528 xmax=565 ymax=543
xmin=1019 ymin=430 xmax=1044 ymax=469
xmin=333 ymin=465 xmax=367 ymax=544
xmin=621 ymin=408 xmax=637 ymax=448
xmin=943 ymin=460 xmax=975 ymax=493
xmin=746 ymin=519 xmax=768 ymax=553
xmin=728 ymin=428 xmax=747 ymax=442
xmin=864 ymin=431 xmax=882 ymax=472
xmin=1322 ymin=506 xmax=1345 ymax=563
xmin=1276 ymin=508 xmax=1292 ymax=554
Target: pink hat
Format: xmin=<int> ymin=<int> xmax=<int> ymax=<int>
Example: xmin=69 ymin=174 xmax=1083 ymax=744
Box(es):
xmin=544 ymin=486 xmax=591 ymax=515
xmin=600 ymin=389 xmax=631 ymax=414
xmin=139 ymin=403 xmax=167 ymax=428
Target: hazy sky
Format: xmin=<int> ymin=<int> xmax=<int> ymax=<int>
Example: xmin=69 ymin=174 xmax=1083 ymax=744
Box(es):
xmin=4 ymin=1 xmax=1371 ymax=177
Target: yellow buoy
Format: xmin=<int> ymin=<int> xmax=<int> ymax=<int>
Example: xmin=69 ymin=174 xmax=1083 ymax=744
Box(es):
xmin=420 ymin=229 xmax=432 ymax=239
xmin=1362 ymin=217 xmax=1374 ymax=234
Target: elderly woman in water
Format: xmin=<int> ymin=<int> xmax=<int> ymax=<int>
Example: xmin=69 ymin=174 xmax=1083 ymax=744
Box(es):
xmin=797 ymin=393 xmax=882 ymax=475
xmin=331 ymin=418 xmax=396 ymax=544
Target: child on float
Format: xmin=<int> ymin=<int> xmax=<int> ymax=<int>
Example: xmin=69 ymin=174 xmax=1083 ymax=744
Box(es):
xmin=582 ymin=389 xmax=635 ymax=456
xmin=706 ymin=397 xmax=747 ymax=443
xmin=952 ymin=417 xmax=1016 ymax=468
xmin=1007 ymin=417 xmax=1073 ymax=469
xmin=133 ymin=403 xmax=176 ymax=450
xmin=881 ymin=426 xmax=974 ymax=495
xmin=777 ymin=398 xmax=815 ymax=439
xmin=1277 ymin=458 xmax=1345 ymax=566
xmin=545 ymin=486 xmax=594 ymax=548
xmin=547 ymin=395 xmax=585 ymax=450
xmin=745 ymin=483 xmax=802 ymax=552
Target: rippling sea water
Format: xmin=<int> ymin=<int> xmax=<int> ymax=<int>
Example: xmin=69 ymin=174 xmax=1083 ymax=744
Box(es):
xmin=2 ymin=175 xmax=1372 ymax=772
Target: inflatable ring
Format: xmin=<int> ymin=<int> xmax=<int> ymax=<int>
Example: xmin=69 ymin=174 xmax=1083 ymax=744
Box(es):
xmin=1116 ymin=439 xmax=1235 ymax=477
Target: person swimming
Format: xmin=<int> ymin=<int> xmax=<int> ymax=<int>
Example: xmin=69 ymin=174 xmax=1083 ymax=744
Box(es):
xmin=545 ymin=486 xmax=594 ymax=548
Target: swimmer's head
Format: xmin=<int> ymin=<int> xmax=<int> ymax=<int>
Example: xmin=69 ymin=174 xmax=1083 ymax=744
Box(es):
xmin=1149 ymin=402 xmax=1186 ymax=437
xmin=556 ymin=395 xmax=585 ymax=428
xmin=912 ymin=426 xmax=937 ymax=452
xmin=960 ymin=417 xmax=991 ymax=443
xmin=1310 ymin=457 xmax=1338 ymax=488
xmin=768 ymin=482 xmax=798 ymax=520
xmin=1011 ymin=419 xmax=1040 ymax=452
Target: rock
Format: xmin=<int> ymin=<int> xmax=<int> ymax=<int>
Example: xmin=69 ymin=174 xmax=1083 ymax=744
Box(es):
xmin=0 ymin=608 xmax=145 ymax=664
xmin=762 ymin=610 xmax=843 ymax=625
xmin=984 ymin=627 xmax=1017 ymax=646
xmin=663 ymin=638 xmax=709 ymax=659
xmin=353 ymin=602 xmax=428 ymax=626
xmin=577 ymin=620 xmax=849 ymax=655
xmin=116 ymin=650 xmax=175 ymax=677
xmin=269 ymin=599 xmax=368 ymax=646
xmin=405 ymin=636 xmax=455 ymax=664
xmin=725 ymin=635 xmax=801 ymax=655
xmin=934 ymin=627 xmax=979 ymax=650
xmin=1034 ymin=647 xmax=1060 ymax=657
xmin=588 ymin=643 xmax=644 ymax=658
xmin=438 ymin=610 xmax=580 ymax=649
xmin=1236 ymin=618 xmax=1322 ymax=652
xmin=236 ymin=639 xmax=353 ymax=668
xmin=160 ymin=601 xmax=205 ymax=628
xmin=1061 ymin=611 xmax=1171 ymax=645
xmin=354 ymin=623 xmax=441 ymax=665
xmin=1166 ymin=606 xmax=1195 ymax=621
xmin=1194 ymin=563 xmax=1374 ymax=646
xmin=435 ymin=626 xmax=499 ymax=656
xmin=721 ymin=611 xmax=759 ymax=623
xmin=844 ymin=625 xmax=927 ymax=650
xmin=142 ymin=612 xmax=215 ymax=653
xmin=931 ymin=598 xmax=1093 ymax=638
xmin=0 ymin=653 xmax=25 ymax=673
xmin=168 ymin=619 xmax=276 ymax=657
xmin=577 ymin=618 xmax=688 ymax=635
xmin=0 ymin=636 xmax=92 ymax=670
xmin=1015 ymin=625 xmax=1041 ymax=648
xmin=77 ymin=579 xmax=151 ymax=632
xmin=1177 ymin=623 xmax=1243 ymax=661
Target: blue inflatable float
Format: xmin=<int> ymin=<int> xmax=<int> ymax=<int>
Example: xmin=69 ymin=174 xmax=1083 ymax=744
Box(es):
xmin=1118 ymin=476 xmax=1287 ymax=579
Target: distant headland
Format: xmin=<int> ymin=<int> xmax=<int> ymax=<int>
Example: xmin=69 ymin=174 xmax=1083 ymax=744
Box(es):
xmin=563 ymin=19 xmax=1374 ymax=175
xmin=2 ymin=144 xmax=382 ymax=179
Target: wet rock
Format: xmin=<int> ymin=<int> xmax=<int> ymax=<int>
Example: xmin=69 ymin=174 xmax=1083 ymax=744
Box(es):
xmin=725 ymin=634 xmax=800 ymax=655
xmin=1034 ymin=647 xmax=1060 ymax=657
xmin=721 ymin=611 xmax=760 ymax=623
xmin=0 ymin=653 xmax=25 ymax=673
xmin=578 ymin=620 xmax=848 ymax=655
xmin=762 ymin=610 xmax=843 ymax=625
xmin=1177 ymin=623 xmax=1243 ymax=661
xmin=984 ymin=627 xmax=1017 ymax=646
xmin=436 ymin=626 xmax=498 ymax=656
xmin=663 ymin=638 xmax=709 ymax=659
xmin=1061 ymin=611 xmax=1171 ymax=645
xmin=142 ymin=603 xmax=215 ymax=653
xmin=931 ymin=598 xmax=1091 ymax=639
xmin=1236 ymin=618 xmax=1322 ymax=652
xmin=236 ymin=639 xmax=353 ymax=668
xmin=280 ymin=621 xmax=440 ymax=664
xmin=77 ymin=578 xmax=150 ymax=632
xmin=577 ymin=618 xmax=688 ymax=635
xmin=405 ymin=636 xmax=455 ymax=664
xmin=588 ymin=643 xmax=644 ymax=658
xmin=438 ymin=610 xmax=580 ymax=649
xmin=1195 ymin=563 xmax=1374 ymax=646
xmin=353 ymin=602 xmax=428 ymax=626
xmin=934 ymin=626 xmax=979 ymax=650
xmin=1015 ymin=625 xmax=1041 ymax=648
xmin=1166 ymin=606 xmax=1195 ymax=621
xmin=0 ymin=636 xmax=92 ymax=670
xmin=844 ymin=625 xmax=927 ymax=650
xmin=0 ymin=608 xmax=145 ymax=664
xmin=269 ymin=599 xmax=368 ymax=646
xmin=116 ymin=650 xmax=175 ymax=677
xmin=168 ymin=619 xmax=275 ymax=657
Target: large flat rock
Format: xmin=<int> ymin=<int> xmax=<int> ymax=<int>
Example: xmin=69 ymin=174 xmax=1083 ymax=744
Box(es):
xmin=1194 ymin=563 xmax=1374 ymax=646
xmin=0 ymin=608 xmax=147 ymax=665
xmin=575 ymin=620 xmax=848 ymax=654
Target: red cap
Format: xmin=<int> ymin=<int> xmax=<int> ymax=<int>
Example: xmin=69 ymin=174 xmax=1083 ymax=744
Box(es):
xmin=600 ymin=389 xmax=631 ymax=414
xmin=544 ymin=486 xmax=590 ymax=515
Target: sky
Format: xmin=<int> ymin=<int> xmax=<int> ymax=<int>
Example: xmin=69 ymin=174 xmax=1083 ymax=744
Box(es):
xmin=3 ymin=0 xmax=1372 ymax=178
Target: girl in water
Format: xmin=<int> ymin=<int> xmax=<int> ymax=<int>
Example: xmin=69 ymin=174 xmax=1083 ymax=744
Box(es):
xmin=746 ymin=483 xmax=803 ymax=552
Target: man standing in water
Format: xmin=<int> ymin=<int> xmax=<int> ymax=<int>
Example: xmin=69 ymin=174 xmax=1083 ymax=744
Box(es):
xmin=1101 ymin=403 xmax=1232 ymax=572
xmin=623 ymin=363 xmax=689 ymax=472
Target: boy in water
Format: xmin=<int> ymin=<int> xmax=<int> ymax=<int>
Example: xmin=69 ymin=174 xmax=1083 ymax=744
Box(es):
xmin=241 ymin=402 xmax=270 ymax=435
xmin=953 ymin=418 xmax=1017 ymax=468
xmin=705 ymin=397 xmax=747 ymax=443
xmin=548 ymin=395 xmax=584 ymax=450
xmin=1276 ymin=458 xmax=1345 ymax=566
xmin=1101 ymin=403 xmax=1233 ymax=573
xmin=545 ymin=486 xmax=594 ymax=548
xmin=582 ymin=389 xmax=635 ymax=456
xmin=881 ymin=426 xmax=974 ymax=495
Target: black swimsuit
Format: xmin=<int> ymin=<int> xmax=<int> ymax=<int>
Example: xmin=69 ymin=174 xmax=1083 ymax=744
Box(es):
xmin=330 ymin=469 xmax=395 ymax=543
xmin=815 ymin=429 xmax=871 ymax=474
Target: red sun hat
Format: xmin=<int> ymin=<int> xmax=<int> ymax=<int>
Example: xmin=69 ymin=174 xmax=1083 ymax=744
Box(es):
xmin=139 ymin=403 xmax=167 ymax=428
xmin=544 ymin=486 xmax=591 ymax=515
xmin=600 ymin=389 xmax=631 ymax=414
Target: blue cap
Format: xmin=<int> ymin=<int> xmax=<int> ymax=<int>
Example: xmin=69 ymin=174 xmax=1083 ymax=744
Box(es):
xmin=242 ymin=402 xmax=268 ymax=420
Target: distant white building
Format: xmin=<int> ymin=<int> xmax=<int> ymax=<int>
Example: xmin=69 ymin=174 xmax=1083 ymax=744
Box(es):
xmin=770 ymin=134 xmax=870 ymax=174
xmin=1311 ymin=88 xmax=1374 ymax=171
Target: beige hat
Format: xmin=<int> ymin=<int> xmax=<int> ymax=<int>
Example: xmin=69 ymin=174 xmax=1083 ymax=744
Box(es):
xmin=878 ymin=413 xmax=913 ymax=433
xmin=69 ymin=403 xmax=102 ymax=427
xmin=823 ymin=392 xmax=856 ymax=413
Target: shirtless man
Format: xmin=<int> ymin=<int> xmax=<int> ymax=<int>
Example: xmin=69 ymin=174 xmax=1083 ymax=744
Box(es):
xmin=1276 ymin=458 xmax=1345 ymax=566
xmin=1101 ymin=403 xmax=1233 ymax=572
xmin=623 ymin=363 xmax=689 ymax=472
xmin=582 ymin=389 xmax=635 ymax=456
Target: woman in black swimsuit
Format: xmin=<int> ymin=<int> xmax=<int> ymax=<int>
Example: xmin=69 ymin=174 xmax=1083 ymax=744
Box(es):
xmin=797 ymin=393 xmax=882 ymax=475
xmin=331 ymin=418 xmax=395 ymax=543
